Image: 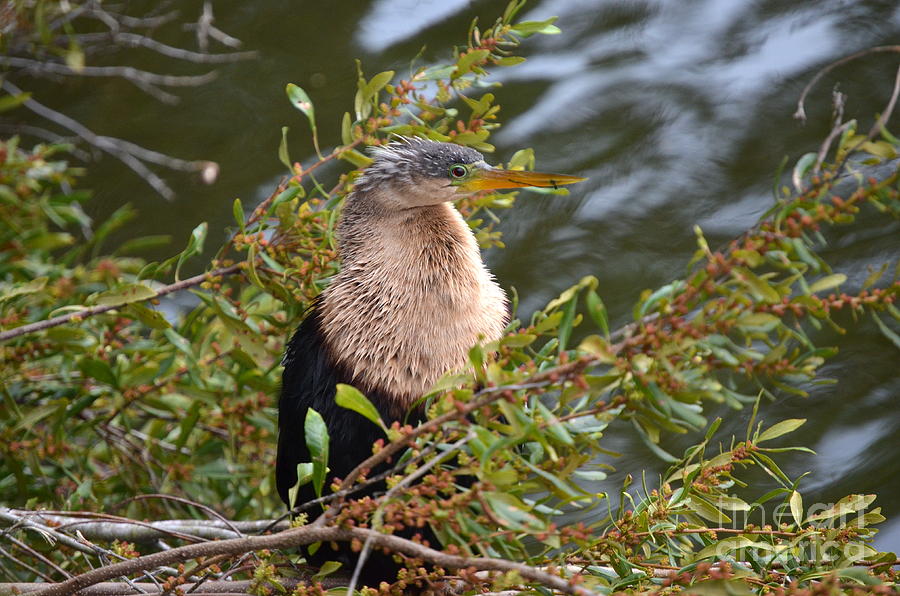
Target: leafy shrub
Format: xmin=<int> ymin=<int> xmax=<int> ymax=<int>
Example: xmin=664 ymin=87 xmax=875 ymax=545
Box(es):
xmin=1 ymin=2 xmax=899 ymax=594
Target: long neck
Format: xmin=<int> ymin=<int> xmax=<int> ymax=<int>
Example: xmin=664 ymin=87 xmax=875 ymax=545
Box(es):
xmin=318 ymin=200 xmax=508 ymax=416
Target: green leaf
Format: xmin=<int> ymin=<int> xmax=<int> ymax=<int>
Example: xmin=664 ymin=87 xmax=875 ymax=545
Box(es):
xmin=872 ymin=312 xmax=900 ymax=351
xmin=286 ymin=83 xmax=316 ymax=124
xmin=736 ymin=312 xmax=780 ymax=333
xmin=0 ymin=91 xmax=31 ymax=113
xmin=286 ymin=84 xmax=322 ymax=158
xmin=335 ymin=384 xmax=386 ymax=432
xmin=232 ymin=198 xmax=245 ymax=229
xmin=78 ymin=358 xmax=118 ymax=387
xmin=757 ymin=418 xmax=806 ymax=443
xmin=557 ymin=297 xmax=577 ymax=351
xmin=288 ymin=463 xmax=314 ymax=509
xmin=791 ymin=152 xmax=817 ymax=189
xmin=694 ymin=536 xmax=756 ymax=561
xmin=510 ymin=17 xmax=561 ymax=37
xmin=175 ymin=222 xmax=207 ymax=282
xmin=0 ymin=276 xmax=47 ymax=303
xmin=507 ymin=148 xmax=534 ymax=170
xmin=454 ymin=50 xmax=490 ymax=78
xmin=126 ymin=304 xmax=171 ymax=330
xmin=808 ymin=273 xmax=847 ymax=294
xmin=482 ymin=491 xmax=546 ymax=532
xmin=164 ymin=328 xmax=196 ymax=363
xmin=732 ymin=267 xmax=781 ymax=304
xmin=355 ymin=70 xmax=394 ymax=119
xmin=93 ymin=283 xmax=156 ymax=307
xmin=341 ymin=112 xmax=353 ymax=145
xmin=837 ymin=567 xmax=883 ymax=586
xmin=312 ymin=560 xmax=342 ymax=580
xmin=175 ymin=402 xmax=202 ymax=451
xmin=687 ymin=495 xmax=731 ymax=523
xmin=271 ymin=185 xmax=304 ymax=211
xmin=585 ymin=290 xmax=609 ymax=337
xmin=789 ymin=490 xmax=804 ymax=526
xmin=278 ymin=126 xmax=292 ymax=171
xmin=363 ymin=70 xmax=394 ymax=102
xmin=807 ymin=494 xmax=876 ymax=522
xmin=339 ymin=148 xmax=373 ymax=168
xmin=500 ymin=333 xmax=536 ymax=348
xmin=305 ymin=408 xmax=330 ymax=498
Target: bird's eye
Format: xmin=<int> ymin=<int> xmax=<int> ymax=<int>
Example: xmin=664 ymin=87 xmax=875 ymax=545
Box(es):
xmin=449 ymin=165 xmax=468 ymax=179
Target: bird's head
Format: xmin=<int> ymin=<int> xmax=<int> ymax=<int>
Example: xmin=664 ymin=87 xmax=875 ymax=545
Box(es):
xmin=358 ymin=137 xmax=585 ymax=210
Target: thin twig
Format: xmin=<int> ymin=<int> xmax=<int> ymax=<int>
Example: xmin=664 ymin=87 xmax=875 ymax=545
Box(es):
xmin=3 ymin=56 xmax=218 ymax=88
xmin=347 ymin=432 xmax=474 ymax=595
xmin=334 ymin=361 xmax=592 ymax=497
xmin=0 ymin=263 xmax=241 ymax=342
xmin=0 ymin=545 xmax=56 ymax=583
xmin=4 ymin=535 xmax=71 ymax=579
xmin=3 ymin=79 xmax=177 ymax=198
xmin=794 ymin=45 xmax=900 ymax=122
xmin=73 ymin=32 xmax=257 ymax=63
xmin=834 ymin=63 xmax=900 ymax=174
xmin=28 ymin=524 xmax=598 ymax=596
xmin=122 ymin=495 xmax=243 ymax=539
xmin=0 ymin=122 xmax=91 ymax=160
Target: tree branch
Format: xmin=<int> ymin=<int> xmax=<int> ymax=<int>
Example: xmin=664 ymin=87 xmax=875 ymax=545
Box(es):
xmin=794 ymin=45 xmax=900 ymax=122
xmin=3 ymin=56 xmax=218 ymax=88
xmin=73 ymin=32 xmax=257 ymax=63
xmin=0 ymin=263 xmax=242 ymax=343
xmin=27 ymin=525 xmax=597 ymax=596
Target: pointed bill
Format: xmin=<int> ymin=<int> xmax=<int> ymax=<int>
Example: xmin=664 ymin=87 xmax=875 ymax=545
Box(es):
xmin=460 ymin=167 xmax=586 ymax=192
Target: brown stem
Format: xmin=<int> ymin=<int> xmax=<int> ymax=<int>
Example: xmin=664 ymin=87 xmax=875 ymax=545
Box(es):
xmin=794 ymin=45 xmax=900 ymax=122
xmin=0 ymin=264 xmax=241 ymax=343
xmin=28 ymin=525 xmax=597 ymax=596
xmin=334 ymin=358 xmax=593 ymax=496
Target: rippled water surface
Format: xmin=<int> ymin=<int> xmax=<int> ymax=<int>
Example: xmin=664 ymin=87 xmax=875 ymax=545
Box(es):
xmin=27 ymin=0 xmax=900 ymax=547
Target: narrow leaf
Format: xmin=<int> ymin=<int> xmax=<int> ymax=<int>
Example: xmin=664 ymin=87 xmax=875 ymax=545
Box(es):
xmin=335 ymin=384 xmax=386 ymax=432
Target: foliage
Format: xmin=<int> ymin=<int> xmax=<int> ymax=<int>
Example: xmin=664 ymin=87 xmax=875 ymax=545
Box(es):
xmin=1 ymin=1 xmax=899 ymax=594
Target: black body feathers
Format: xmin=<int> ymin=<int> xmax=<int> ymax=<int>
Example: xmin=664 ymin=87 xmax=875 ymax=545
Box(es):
xmin=276 ymin=305 xmax=411 ymax=507
xmin=276 ymin=305 xmax=427 ymax=582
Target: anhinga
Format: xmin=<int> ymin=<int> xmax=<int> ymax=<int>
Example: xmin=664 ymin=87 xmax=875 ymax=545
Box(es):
xmin=276 ymin=137 xmax=584 ymax=583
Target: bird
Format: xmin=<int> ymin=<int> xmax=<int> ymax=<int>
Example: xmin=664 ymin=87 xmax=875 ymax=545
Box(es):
xmin=276 ymin=137 xmax=585 ymax=585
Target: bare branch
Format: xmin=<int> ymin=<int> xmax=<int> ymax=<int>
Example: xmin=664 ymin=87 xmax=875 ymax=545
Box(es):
xmin=26 ymin=524 xmax=598 ymax=596
xmin=101 ymin=9 xmax=181 ymax=30
xmin=0 ymin=579 xmax=339 ymax=595
xmin=0 ymin=509 xmax=105 ymax=556
xmin=0 ymin=122 xmax=91 ymax=160
xmin=118 ymin=495 xmax=244 ymax=540
xmin=794 ymin=45 xmax=900 ymax=122
xmin=0 ymin=509 xmax=282 ymax=544
xmin=2 ymin=79 xmax=220 ymax=195
xmin=0 ymin=546 xmax=56 ymax=583
xmin=73 ymin=32 xmax=258 ymax=63
xmin=833 ymin=64 xmax=900 ymax=175
xmin=186 ymin=2 xmax=243 ymax=51
xmin=3 ymin=56 xmax=218 ymax=88
xmin=0 ymin=263 xmax=242 ymax=343
xmin=3 ymin=79 xmax=178 ymax=197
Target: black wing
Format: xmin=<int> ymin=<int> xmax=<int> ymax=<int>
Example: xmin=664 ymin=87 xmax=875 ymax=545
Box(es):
xmin=276 ymin=305 xmax=395 ymax=507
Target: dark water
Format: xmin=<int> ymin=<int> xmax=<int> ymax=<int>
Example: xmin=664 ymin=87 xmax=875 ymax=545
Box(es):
xmin=19 ymin=0 xmax=900 ymax=548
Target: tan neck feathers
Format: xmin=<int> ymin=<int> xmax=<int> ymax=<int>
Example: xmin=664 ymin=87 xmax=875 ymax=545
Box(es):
xmin=319 ymin=201 xmax=508 ymax=415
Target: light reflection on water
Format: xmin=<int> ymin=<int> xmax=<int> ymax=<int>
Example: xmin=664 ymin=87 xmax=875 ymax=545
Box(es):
xmin=26 ymin=0 xmax=900 ymax=548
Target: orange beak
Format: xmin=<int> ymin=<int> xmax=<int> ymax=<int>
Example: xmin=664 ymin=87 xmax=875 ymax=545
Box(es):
xmin=459 ymin=167 xmax=586 ymax=192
